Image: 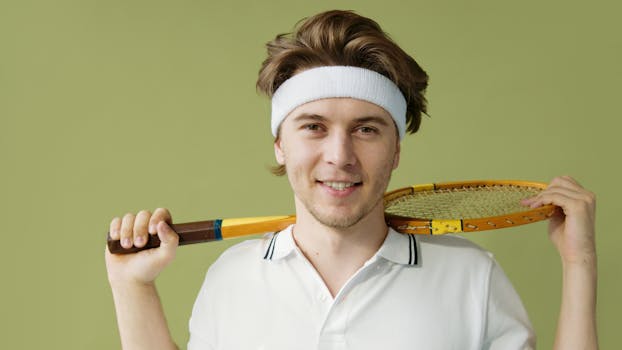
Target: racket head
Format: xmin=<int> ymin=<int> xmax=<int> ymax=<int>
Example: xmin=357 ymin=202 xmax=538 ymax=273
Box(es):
xmin=383 ymin=180 xmax=556 ymax=235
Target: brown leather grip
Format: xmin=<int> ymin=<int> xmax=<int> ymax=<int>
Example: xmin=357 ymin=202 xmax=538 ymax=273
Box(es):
xmin=106 ymin=220 xmax=218 ymax=254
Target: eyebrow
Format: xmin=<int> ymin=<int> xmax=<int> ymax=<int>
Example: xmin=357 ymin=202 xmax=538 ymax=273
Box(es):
xmin=354 ymin=116 xmax=391 ymax=126
xmin=292 ymin=113 xmax=326 ymax=123
xmin=292 ymin=113 xmax=391 ymax=126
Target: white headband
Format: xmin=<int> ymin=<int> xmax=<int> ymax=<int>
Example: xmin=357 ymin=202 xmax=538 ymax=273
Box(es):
xmin=270 ymin=66 xmax=407 ymax=139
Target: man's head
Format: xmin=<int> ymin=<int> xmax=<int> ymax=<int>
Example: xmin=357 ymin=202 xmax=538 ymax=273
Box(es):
xmin=255 ymin=11 xmax=429 ymax=229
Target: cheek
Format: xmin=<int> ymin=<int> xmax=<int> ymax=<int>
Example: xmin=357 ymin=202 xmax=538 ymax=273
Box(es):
xmin=364 ymin=142 xmax=398 ymax=168
xmin=278 ymin=144 xmax=310 ymax=178
xmin=284 ymin=149 xmax=315 ymax=172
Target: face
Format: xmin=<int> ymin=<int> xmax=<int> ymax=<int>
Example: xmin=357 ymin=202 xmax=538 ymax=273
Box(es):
xmin=274 ymin=98 xmax=400 ymax=229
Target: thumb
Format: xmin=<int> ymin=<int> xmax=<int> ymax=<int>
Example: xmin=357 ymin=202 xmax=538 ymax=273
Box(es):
xmin=156 ymin=220 xmax=179 ymax=252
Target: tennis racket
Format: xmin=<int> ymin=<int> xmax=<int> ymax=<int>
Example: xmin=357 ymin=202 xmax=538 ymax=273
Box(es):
xmin=107 ymin=180 xmax=556 ymax=254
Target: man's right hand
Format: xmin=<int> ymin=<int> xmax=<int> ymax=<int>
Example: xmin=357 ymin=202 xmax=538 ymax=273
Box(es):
xmin=105 ymin=208 xmax=179 ymax=286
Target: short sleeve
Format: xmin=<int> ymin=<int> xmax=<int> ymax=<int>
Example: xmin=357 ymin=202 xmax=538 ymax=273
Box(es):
xmin=187 ymin=271 xmax=216 ymax=350
xmin=482 ymin=260 xmax=536 ymax=349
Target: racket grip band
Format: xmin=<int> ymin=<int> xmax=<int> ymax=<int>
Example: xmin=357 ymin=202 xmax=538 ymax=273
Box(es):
xmin=107 ymin=219 xmax=221 ymax=254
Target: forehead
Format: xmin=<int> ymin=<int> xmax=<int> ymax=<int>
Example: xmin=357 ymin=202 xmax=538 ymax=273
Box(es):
xmin=285 ymin=97 xmax=393 ymax=123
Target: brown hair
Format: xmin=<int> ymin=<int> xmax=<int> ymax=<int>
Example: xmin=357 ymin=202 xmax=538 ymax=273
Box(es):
xmin=257 ymin=10 xmax=429 ymax=175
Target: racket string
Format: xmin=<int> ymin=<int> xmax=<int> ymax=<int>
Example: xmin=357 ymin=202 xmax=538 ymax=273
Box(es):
xmin=385 ymin=185 xmax=542 ymax=220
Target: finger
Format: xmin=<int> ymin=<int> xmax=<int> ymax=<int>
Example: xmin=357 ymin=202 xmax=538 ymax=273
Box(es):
xmin=558 ymin=175 xmax=580 ymax=185
xmin=120 ymin=213 xmax=136 ymax=249
xmin=529 ymin=191 xmax=594 ymax=217
xmin=548 ymin=177 xmax=595 ymax=205
xmin=521 ymin=185 xmax=583 ymax=207
xmin=537 ymin=185 xmax=595 ymax=210
xmin=539 ymin=185 xmax=586 ymax=201
xmin=133 ymin=210 xmax=151 ymax=248
xmin=109 ymin=217 xmax=121 ymax=240
xmin=149 ymin=208 xmax=172 ymax=234
xmin=156 ymin=220 xmax=179 ymax=258
xmin=548 ymin=176 xmax=585 ymax=192
xmin=521 ymin=176 xmax=582 ymax=206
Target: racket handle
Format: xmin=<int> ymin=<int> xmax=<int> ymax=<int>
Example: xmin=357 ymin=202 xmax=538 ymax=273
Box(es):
xmin=107 ymin=220 xmax=219 ymax=254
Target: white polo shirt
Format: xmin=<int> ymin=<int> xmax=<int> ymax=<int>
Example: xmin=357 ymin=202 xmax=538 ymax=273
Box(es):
xmin=188 ymin=226 xmax=535 ymax=350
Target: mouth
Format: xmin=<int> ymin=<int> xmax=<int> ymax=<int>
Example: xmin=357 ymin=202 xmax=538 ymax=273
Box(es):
xmin=319 ymin=181 xmax=362 ymax=191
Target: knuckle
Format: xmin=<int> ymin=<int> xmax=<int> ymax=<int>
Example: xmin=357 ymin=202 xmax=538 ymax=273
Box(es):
xmin=120 ymin=214 xmax=135 ymax=236
xmin=154 ymin=207 xmax=171 ymax=217
xmin=587 ymin=191 xmax=596 ymax=201
xmin=133 ymin=221 xmax=147 ymax=231
xmin=133 ymin=220 xmax=148 ymax=234
xmin=137 ymin=209 xmax=152 ymax=218
xmin=109 ymin=217 xmax=121 ymax=229
xmin=579 ymin=202 xmax=590 ymax=212
xmin=120 ymin=227 xmax=131 ymax=237
xmin=544 ymin=183 xmax=558 ymax=191
xmin=170 ymin=231 xmax=179 ymax=242
xmin=585 ymin=196 xmax=596 ymax=208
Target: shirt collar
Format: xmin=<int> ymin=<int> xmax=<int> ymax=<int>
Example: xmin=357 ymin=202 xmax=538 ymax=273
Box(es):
xmin=262 ymin=225 xmax=419 ymax=266
xmin=375 ymin=228 xmax=420 ymax=266
xmin=262 ymin=225 xmax=297 ymax=261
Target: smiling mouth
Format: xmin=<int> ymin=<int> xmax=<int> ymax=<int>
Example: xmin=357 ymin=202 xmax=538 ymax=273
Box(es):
xmin=320 ymin=181 xmax=362 ymax=191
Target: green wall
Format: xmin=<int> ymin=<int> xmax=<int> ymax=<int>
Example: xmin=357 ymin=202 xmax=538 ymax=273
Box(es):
xmin=1 ymin=0 xmax=620 ymax=348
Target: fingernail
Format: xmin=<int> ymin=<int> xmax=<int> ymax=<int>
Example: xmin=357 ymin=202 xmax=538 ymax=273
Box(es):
xmin=121 ymin=238 xmax=131 ymax=248
xmin=135 ymin=236 xmax=145 ymax=245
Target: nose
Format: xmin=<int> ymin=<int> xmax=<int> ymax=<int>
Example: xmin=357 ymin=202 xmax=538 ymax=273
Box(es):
xmin=322 ymin=131 xmax=357 ymax=168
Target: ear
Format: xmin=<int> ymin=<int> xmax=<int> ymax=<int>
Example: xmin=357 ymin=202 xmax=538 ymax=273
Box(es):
xmin=392 ymin=142 xmax=401 ymax=170
xmin=274 ymin=138 xmax=285 ymax=165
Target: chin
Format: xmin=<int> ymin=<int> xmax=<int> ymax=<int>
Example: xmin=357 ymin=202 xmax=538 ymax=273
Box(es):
xmin=310 ymin=208 xmax=366 ymax=229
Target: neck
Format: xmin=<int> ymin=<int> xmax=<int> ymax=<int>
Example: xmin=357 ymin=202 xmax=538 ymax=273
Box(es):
xmin=292 ymin=198 xmax=388 ymax=297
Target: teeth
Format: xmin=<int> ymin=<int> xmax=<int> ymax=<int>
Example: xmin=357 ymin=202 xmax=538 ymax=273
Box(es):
xmin=324 ymin=182 xmax=355 ymax=191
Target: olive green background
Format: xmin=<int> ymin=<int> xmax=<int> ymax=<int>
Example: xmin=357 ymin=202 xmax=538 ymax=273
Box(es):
xmin=1 ymin=0 xmax=620 ymax=348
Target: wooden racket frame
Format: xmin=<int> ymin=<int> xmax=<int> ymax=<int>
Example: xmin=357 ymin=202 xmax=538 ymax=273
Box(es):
xmin=383 ymin=180 xmax=557 ymax=235
xmin=107 ymin=180 xmax=556 ymax=254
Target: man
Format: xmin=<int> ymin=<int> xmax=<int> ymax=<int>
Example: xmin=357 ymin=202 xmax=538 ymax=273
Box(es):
xmin=106 ymin=10 xmax=598 ymax=349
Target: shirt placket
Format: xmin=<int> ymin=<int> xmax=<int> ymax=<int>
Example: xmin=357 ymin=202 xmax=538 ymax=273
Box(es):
xmin=317 ymin=300 xmax=348 ymax=350
xmin=316 ymin=259 xmax=379 ymax=350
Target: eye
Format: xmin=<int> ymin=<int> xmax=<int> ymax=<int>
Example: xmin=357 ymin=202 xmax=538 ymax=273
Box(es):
xmin=356 ymin=126 xmax=379 ymax=135
xmin=302 ymin=123 xmax=324 ymax=132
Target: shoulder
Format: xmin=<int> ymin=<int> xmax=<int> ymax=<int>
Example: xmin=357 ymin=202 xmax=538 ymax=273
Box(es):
xmin=207 ymin=234 xmax=272 ymax=274
xmin=412 ymin=233 xmax=496 ymax=276
xmin=417 ymin=234 xmax=493 ymax=259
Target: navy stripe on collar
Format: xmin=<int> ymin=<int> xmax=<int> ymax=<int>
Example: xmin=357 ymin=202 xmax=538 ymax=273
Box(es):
xmin=375 ymin=229 xmax=421 ymax=266
xmin=408 ymin=234 xmax=418 ymax=265
xmin=263 ymin=231 xmax=280 ymax=260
